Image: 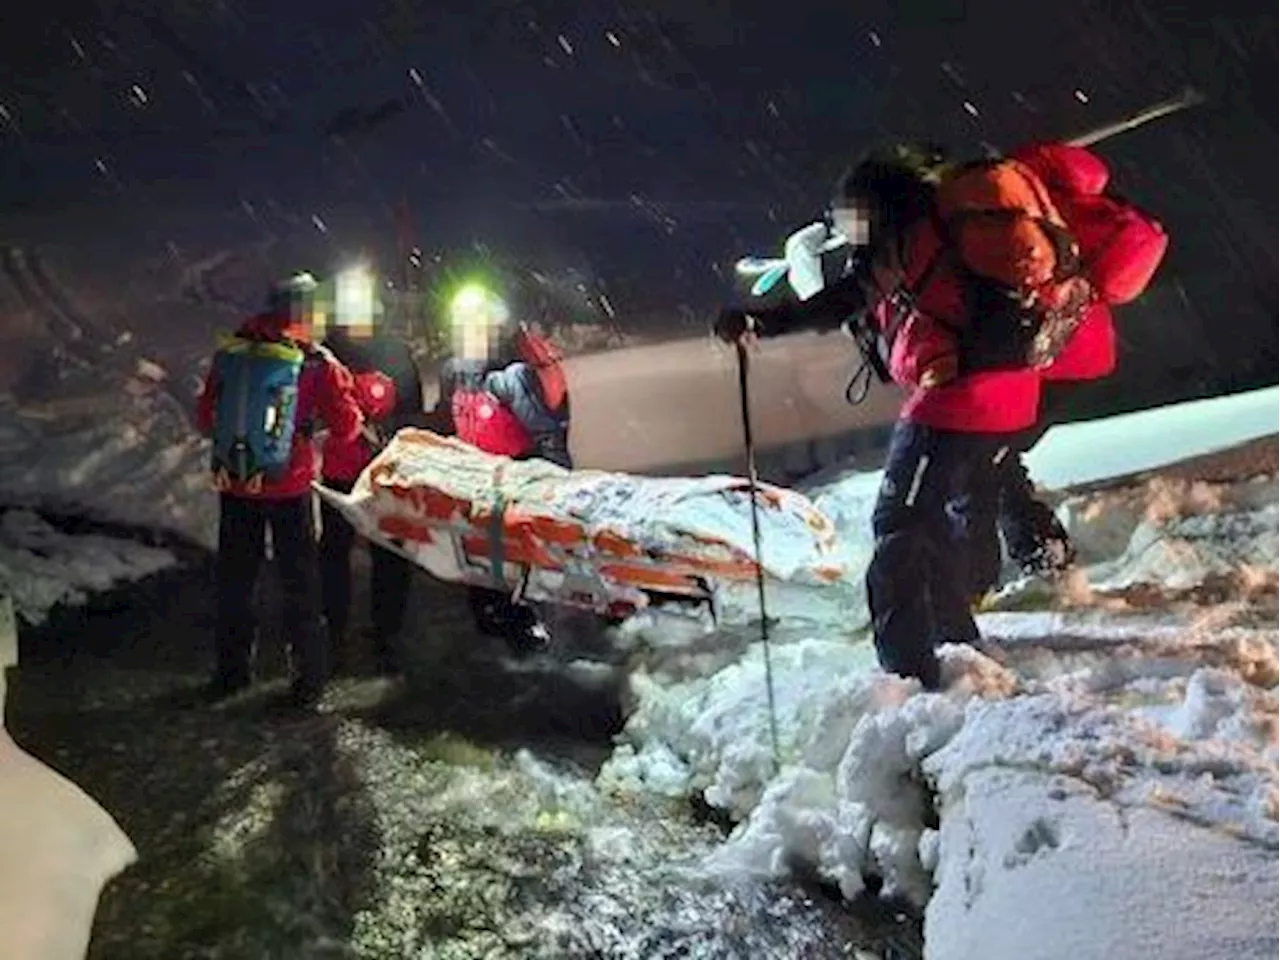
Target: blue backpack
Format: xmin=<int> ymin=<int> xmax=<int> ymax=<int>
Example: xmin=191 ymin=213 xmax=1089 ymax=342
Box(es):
xmin=209 ymin=335 xmax=308 ymax=490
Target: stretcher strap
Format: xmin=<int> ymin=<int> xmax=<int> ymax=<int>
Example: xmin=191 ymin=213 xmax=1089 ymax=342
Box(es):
xmin=487 ymin=493 xmax=507 ymax=584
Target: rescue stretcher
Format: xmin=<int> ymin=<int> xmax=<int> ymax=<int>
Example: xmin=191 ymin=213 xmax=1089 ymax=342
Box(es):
xmin=314 ymin=429 xmax=847 ymax=621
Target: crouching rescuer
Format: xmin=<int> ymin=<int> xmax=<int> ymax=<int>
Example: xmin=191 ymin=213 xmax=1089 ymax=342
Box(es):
xmin=425 ymin=282 xmax=572 ymax=655
xmin=716 ymin=143 xmax=1105 ymax=690
xmin=196 ymin=273 xmax=365 ymax=708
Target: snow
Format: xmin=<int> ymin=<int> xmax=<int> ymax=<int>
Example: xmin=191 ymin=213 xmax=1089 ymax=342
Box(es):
xmin=1025 ymin=385 xmax=1278 ymax=490
xmin=0 ymin=509 xmax=178 ymax=625
xmin=0 ymin=391 xmax=217 ymax=548
xmin=602 ymin=387 xmax=1280 ymax=959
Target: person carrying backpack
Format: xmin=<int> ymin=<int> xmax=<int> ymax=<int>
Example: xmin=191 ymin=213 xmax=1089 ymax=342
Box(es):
xmin=971 ymin=142 xmax=1168 ymax=592
xmin=195 ymin=272 xmax=364 ymax=708
xmin=319 ymin=295 xmax=426 ymax=677
xmin=425 ymin=283 xmax=572 ymax=655
xmin=714 ymin=143 xmax=1100 ymax=689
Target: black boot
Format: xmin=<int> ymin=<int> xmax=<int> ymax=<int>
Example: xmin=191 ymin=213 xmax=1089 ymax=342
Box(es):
xmin=503 ymin=617 xmax=551 ymax=657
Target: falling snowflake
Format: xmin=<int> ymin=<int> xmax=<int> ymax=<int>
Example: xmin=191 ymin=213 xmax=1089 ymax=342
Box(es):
xmin=606 ymin=30 xmax=621 ymax=48
xmin=1074 ymin=89 xmax=1090 ymax=103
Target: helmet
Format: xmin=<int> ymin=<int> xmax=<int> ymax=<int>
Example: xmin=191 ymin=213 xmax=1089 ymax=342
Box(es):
xmin=266 ymin=271 xmax=319 ymax=315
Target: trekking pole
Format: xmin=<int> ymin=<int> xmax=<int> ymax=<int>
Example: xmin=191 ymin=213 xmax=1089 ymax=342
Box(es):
xmin=735 ymin=338 xmax=783 ymax=774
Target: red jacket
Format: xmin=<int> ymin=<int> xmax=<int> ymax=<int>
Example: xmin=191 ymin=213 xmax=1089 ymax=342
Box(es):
xmin=1041 ymin=301 xmax=1116 ymax=382
xmin=871 ymin=218 xmax=1043 ymax=434
xmin=196 ymin=312 xmax=364 ymax=499
xmin=321 ymin=369 xmax=398 ymax=483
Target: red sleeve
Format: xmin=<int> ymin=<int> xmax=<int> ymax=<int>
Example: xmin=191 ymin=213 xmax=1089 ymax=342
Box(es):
xmin=318 ymin=356 xmax=364 ymax=444
xmin=194 ymin=366 xmax=217 ymax=436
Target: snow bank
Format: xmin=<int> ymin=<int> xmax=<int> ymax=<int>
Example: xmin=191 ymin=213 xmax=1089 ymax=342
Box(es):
xmin=604 ymin=389 xmax=1279 ymax=959
xmin=1026 ymin=385 xmax=1278 ymax=490
xmin=0 ymin=393 xmax=216 ymax=547
xmin=0 ymin=509 xmax=179 ymax=625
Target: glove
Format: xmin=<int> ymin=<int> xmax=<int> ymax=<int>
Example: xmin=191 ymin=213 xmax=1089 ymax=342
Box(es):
xmin=713 ymin=307 xmax=759 ymax=343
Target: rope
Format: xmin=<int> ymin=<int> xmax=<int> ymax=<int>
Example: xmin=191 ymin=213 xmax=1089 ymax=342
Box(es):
xmin=735 ymin=340 xmax=782 ymax=773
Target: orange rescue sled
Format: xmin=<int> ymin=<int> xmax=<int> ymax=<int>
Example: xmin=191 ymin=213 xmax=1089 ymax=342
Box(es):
xmin=315 ymin=429 xmax=847 ymax=620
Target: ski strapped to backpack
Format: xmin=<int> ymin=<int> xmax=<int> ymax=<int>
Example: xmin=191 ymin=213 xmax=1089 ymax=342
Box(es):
xmin=209 ymin=335 xmax=308 ymax=493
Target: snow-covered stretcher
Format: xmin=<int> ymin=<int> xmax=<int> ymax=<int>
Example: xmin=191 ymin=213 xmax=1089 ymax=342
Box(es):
xmin=315 ymin=429 xmax=847 ymax=620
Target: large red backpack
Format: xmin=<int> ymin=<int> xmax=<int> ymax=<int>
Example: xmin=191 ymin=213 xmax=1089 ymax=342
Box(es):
xmin=1010 ymin=143 xmax=1169 ymax=306
xmin=858 ymin=142 xmax=1166 ymax=392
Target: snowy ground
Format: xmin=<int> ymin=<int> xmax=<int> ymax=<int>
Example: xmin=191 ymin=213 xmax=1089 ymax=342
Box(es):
xmin=600 ymin=386 xmax=1279 ymax=960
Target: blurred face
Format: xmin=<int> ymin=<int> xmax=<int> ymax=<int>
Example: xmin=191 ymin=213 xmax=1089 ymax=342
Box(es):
xmin=829 ymin=199 xmax=872 ymax=246
xmin=449 ymin=286 xmax=509 ymax=360
xmin=283 ymin=292 xmax=316 ymax=335
xmin=333 ymin=267 xmax=377 ymax=339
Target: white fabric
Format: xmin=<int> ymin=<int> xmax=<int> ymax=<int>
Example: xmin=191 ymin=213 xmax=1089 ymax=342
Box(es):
xmin=784 ymin=221 xmax=847 ymax=301
xmin=0 ymin=596 xmax=137 ymax=960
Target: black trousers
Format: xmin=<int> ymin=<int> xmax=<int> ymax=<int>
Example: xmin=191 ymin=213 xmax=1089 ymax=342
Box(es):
xmin=968 ymin=387 xmax=1074 ymax=596
xmin=865 ymin=421 xmax=1012 ymax=689
xmin=214 ymin=493 xmax=325 ymax=691
xmin=319 ymin=476 xmax=412 ymax=659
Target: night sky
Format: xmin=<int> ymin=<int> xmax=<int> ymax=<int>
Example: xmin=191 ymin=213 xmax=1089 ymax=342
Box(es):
xmin=0 ymin=0 xmax=1275 ymax=412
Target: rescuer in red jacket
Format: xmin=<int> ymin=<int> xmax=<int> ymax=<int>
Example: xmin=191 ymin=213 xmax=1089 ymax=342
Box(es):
xmin=716 ymin=145 xmax=1046 ymax=690
xmin=424 ymin=282 xmax=572 ymax=655
xmin=195 ymin=273 xmax=364 ymax=708
xmin=318 ymin=273 xmax=426 ymax=677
